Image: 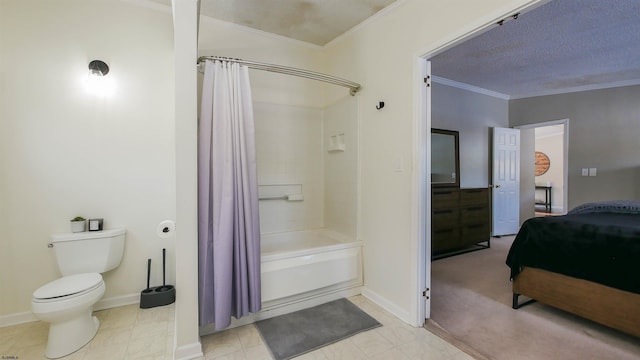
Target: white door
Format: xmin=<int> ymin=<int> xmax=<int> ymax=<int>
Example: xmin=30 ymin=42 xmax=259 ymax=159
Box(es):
xmin=492 ymin=127 xmax=520 ymax=236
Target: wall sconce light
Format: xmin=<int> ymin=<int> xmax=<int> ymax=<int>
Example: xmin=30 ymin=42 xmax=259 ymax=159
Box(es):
xmin=85 ymin=60 xmax=114 ymax=96
xmin=88 ymin=60 xmax=109 ymax=77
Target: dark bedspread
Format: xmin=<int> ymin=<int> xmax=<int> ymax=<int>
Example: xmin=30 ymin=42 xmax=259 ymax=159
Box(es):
xmin=506 ymin=213 xmax=640 ymax=294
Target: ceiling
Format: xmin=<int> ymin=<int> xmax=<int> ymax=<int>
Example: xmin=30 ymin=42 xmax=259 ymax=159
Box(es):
xmin=150 ymin=0 xmax=397 ymax=46
xmin=431 ymin=0 xmax=640 ymax=99
xmin=149 ymin=0 xmax=639 ymax=98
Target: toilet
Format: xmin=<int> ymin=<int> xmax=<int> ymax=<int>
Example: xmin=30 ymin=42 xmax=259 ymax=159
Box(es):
xmin=31 ymin=228 xmax=126 ymax=359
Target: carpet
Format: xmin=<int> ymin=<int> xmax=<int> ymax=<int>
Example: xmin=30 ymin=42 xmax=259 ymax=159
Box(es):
xmin=255 ymin=298 xmax=381 ymax=360
xmin=431 ymin=235 xmax=640 ymax=360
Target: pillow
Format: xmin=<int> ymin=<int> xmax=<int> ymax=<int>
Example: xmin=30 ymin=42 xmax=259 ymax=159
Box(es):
xmin=568 ymin=200 xmax=640 ymax=215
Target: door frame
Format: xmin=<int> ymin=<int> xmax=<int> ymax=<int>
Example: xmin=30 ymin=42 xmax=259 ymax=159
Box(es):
xmin=414 ymin=0 xmax=547 ymax=325
xmin=515 ymin=118 xmax=569 ymax=215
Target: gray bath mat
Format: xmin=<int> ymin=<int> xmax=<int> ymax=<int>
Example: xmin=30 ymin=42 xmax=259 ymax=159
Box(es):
xmin=255 ymin=298 xmax=381 ymax=360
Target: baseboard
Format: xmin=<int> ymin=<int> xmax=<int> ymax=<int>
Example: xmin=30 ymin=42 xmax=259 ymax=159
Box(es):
xmin=174 ymin=342 xmax=203 ymax=360
xmin=361 ymin=287 xmax=413 ymax=325
xmin=94 ymin=292 xmax=140 ymax=311
xmin=0 ymin=311 xmax=38 ymax=328
xmin=0 ymin=293 xmax=140 ymax=328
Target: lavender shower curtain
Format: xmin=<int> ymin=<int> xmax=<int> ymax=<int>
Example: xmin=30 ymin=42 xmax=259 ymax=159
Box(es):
xmin=198 ymin=60 xmax=261 ymax=330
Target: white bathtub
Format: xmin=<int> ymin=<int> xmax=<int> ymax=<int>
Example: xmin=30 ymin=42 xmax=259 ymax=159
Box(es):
xmin=200 ymin=229 xmax=363 ymax=334
xmin=260 ymin=229 xmax=363 ymax=304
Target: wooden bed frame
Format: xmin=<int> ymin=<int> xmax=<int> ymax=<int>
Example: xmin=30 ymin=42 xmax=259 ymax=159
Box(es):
xmin=512 ymin=266 xmax=640 ymax=338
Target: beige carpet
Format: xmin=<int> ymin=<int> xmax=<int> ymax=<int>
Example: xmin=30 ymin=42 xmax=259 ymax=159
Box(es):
xmin=431 ymin=236 xmax=640 ymax=360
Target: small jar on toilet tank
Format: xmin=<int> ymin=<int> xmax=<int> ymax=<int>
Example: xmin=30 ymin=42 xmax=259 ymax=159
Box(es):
xmin=88 ymin=218 xmax=103 ymax=231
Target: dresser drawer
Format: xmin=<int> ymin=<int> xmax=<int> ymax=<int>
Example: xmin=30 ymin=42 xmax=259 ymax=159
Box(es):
xmin=460 ymin=188 xmax=489 ymax=206
xmin=432 ymin=228 xmax=461 ymax=252
xmin=432 ymin=208 xmax=459 ymax=228
xmin=460 ymin=205 xmax=489 ymax=224
xmin=433 ymin=188 xmax=460 ymax=208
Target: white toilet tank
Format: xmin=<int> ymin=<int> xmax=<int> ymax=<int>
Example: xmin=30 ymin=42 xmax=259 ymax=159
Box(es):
xmin=50 ymin=228 xmax=126 ymax=276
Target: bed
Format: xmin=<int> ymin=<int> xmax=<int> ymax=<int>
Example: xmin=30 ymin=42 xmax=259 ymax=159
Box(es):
xmin=506 ymin=200 xmax=640 ymax=338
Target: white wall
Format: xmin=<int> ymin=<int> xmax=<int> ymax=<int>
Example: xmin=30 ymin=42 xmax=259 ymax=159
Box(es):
xmin=0 ymin=0 xmax=175 ymax=320
xmin=255 ymin=102 xmax=324 ymax=234
xmin=198 ymin=17 xmax=329 ymax=109
xmin=322 ymin=0 xmax=538 ymax=323
xmin=324 ymin=97 xmax=359 ymax=238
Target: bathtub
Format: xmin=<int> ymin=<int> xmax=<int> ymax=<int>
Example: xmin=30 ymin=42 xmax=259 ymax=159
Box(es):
xmin=260 ymin=229 xmax=363 ymax=304
xmin=200 ymin=229 xmax=363 ymax=334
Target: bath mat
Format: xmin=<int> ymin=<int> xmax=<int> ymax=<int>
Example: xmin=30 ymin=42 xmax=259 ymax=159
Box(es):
xmin=255 ymin=298 xmax=381 ymax=360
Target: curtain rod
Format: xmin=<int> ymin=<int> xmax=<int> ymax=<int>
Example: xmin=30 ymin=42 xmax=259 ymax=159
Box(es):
xmin=197 ymin=56 xmax=361 ymax=96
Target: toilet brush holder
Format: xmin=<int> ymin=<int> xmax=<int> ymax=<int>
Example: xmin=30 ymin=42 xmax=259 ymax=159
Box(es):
xmin=140 ymin=250 xmax=176 ymax=309
xmin=140 ymin=284 xmax=175 ymax=309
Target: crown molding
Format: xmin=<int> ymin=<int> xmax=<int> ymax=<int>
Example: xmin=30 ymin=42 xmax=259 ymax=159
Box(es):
xmin=432 ymin=76 xmax=510 ymax=100
xmin=510 ymin=78 xmax=640 ymax=99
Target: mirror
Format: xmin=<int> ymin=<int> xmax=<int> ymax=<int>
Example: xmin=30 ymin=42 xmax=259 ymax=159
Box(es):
xmin=431 ymin=128 xmax=460 ymax=187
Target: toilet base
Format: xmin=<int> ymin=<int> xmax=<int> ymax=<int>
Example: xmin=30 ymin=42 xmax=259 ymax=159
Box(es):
xmin=45 ymin=309 xmax=99 ymax=359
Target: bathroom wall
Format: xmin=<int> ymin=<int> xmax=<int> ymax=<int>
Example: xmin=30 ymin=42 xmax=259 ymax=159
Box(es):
xmin=0 ymin=0 xmax=175 ymax=321
xmin=198 ymin=15 xmax=348 ymax=236
xmin=254 ymin=97 xmax=359 ymax=236
xmin=198 ymin=16 xmax=328 ymax=109
xmin=254 ymin=102 xmax=324 ymax=234
xmin=324 ymin=96 xmax=359 ymax=238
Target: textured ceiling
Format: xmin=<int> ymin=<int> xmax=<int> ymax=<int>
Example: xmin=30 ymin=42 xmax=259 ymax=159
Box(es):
xmin=150 ymin=0 xmax=397 ymax=45
xmin=431 ymin=0 xmax=640 ymax=98
xmin=149 ymin=0 xmax=639 ymax=97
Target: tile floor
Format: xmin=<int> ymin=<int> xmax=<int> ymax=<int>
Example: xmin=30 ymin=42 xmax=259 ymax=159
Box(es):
xmin=1 ymin=296 xmax=473 ymax=360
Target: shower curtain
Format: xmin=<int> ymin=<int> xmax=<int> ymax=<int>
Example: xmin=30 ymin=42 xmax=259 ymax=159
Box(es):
xmin=198 ymin=60 xmax=261 ymax=330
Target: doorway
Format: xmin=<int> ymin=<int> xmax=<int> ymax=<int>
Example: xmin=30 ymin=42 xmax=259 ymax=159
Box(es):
xmin=516 ymin=119 xmax=569 ymax=219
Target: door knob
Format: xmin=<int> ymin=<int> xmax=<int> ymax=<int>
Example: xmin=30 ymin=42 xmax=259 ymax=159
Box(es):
xmin=495 ymin=184 xmax=502 ymax=188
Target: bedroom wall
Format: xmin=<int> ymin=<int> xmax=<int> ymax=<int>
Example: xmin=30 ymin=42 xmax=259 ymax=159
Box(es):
xmin=432 ymin=83 xmax=509 ymax=188
xmin=510 ymin=85 xmax=640 ymax=208
xmin=519 ymin=128 xmax=536 ymax=222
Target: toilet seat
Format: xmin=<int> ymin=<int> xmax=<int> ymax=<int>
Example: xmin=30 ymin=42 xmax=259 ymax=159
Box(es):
xmin=33 ymin=273 xmax=103 ymax=302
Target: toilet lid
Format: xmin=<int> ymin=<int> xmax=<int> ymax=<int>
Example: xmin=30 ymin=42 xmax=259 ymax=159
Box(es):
xmin=33 ymin=273 xmax=103 ymax=300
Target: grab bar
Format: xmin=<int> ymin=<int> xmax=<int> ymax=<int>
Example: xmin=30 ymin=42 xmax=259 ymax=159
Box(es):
xmin=258 ymin=194 xmax=304 ymax=201
xmin=259 ymin=196 xmax=289 ymax=201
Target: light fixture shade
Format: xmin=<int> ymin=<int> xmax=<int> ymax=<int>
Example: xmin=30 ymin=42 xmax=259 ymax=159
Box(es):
xmin=88 ymin=60 xmax=109 ymax=76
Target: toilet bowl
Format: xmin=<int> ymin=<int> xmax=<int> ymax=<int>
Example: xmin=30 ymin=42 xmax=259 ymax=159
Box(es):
xmin=31 ymin=228 xmax=125 ymax=359
xmin=32 ymin=273 xmax=106 ymax=359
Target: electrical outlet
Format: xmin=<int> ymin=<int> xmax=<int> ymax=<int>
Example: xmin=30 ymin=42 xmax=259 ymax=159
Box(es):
xmin=581 ymin=168 xmax=589 ymax=176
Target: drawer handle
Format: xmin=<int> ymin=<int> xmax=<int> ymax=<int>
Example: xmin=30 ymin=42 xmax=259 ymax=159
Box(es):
xmin=434 ymin=210 xmax=453 ymax=214
xmin=434 ymin=229 xmax=454 ymax=234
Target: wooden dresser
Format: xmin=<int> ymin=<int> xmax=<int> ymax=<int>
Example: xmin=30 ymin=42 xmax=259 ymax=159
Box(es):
xmin=432 ymin=187 xmax=490 ymax=257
